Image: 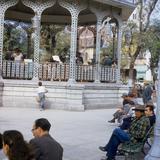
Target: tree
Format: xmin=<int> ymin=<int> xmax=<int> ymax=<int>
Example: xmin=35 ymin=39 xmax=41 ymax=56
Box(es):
xmin=145 ymin=20 xmax=160 ymax=80
xmin=3 ymin=20 xmax=28 ymax=60
xmin=123 ymin=0 xmax=159 ymax=82
xmin=40 ymin=25 xmax=70 ymax=62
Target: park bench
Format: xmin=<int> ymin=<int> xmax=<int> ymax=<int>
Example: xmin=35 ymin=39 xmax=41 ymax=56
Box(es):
xmin=117 ymin=126 xmax=153 ymax=160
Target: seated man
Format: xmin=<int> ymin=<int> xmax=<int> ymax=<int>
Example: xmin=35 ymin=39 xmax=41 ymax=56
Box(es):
xmin=145 ymin=103 xmax=156 ymax=126
xmin=119 ymin=102 xmax=155 ymax=130
xmin=30 ymin=118 xmax=63 ymax=160
xmin=108 ymin=93 xmax=135 ymax=123
xmin=99 ymin=105 xmax=150 ymax=160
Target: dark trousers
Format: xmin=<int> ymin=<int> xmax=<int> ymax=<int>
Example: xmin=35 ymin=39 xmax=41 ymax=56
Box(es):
xmin=119 ymin=117 xmax=132 ymax=130
xmin=104 ymin=128 xmax=130 ymax=159
xmin=113 ymin=110 xmax=124 ymax=123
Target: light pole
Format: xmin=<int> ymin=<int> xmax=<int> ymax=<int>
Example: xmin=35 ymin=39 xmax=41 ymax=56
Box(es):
xmin=145 ymin=57 xmax=160 ymax=160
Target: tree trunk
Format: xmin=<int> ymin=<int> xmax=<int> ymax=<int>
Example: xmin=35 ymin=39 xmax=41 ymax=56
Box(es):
xmin=129 ymin=46 xmax=142 ymax=85
xmin=129 ymin=60 xmax=135 ymax=80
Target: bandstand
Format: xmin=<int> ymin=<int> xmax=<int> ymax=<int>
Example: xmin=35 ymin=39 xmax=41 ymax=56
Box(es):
xmin=0 ymin=0 xmax=135 ymax=110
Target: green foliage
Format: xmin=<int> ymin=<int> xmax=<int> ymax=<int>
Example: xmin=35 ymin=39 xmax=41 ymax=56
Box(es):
xmin=146 ymin=21 xmax=160 ymax=69
xmin=40 ymin=25 xmax=70 ymax=62
xmin=54 ymin=31 xmax=70 ymax=57
xmin=3 ymin=25 xmax=27 ymax=59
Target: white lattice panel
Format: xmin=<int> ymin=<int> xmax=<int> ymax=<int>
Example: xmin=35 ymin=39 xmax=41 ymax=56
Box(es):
xmin=42 ymin=64 xmax=48 ymax=80
xmin=2 ymin=60 xmax=6 ymax=77
xmin=57 ymin=64 xmax=60 ymax=81
xmin=51 ymin=64 xmax=56 ymax=81
xmin=38 ymin=63 xmax=42 ymax=80
xmin=25 ymin=63 xmax=29 ymax=79
xmin=20 ymin=63 xmax=24 ymax=78
xmin=11 ymin=62 xmax=15 ymax=78
xmin=28 ymin=62 xmax=33 ymax=79
xmin=65 ymin=64 xmax=69 ymax=81
xmin=47 ymin=63 xmax=52 ymax=80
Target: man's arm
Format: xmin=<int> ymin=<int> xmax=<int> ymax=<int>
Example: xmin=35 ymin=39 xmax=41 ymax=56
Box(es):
xmin=30 ymin=139 xmax=41 ymax=159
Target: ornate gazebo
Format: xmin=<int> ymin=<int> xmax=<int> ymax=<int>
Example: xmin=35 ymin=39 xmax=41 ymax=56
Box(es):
xmin=0 ymin=0 xmax=135 ymax=110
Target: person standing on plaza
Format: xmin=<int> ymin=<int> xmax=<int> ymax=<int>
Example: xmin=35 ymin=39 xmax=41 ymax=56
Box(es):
xmin=37 ymin=82 xmax=48 ymax=110
xmin=30 ymin=118 xmax=63 ymax=160
xmin=142 ymin=81 xmax=153 ymax=105
xmin=2 ymin=130 xmax=35 ymax=160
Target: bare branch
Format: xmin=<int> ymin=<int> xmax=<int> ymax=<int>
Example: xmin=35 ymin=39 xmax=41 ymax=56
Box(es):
xmin=142 ymin=0 xmax=159 ymax=32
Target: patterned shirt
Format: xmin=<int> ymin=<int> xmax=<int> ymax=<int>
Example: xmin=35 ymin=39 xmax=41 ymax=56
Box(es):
xmin=129 ymin=115 xmax=150 ymax=143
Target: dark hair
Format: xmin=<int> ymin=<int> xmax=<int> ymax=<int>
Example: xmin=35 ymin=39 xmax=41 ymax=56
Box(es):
xmin=14 ymin=48 xmax=21 ymax=53
xmin=3 ymin=130 xmax=35 ymax=160
xmin=146 ymin=105 xmax=154 ymax=112
xmin=35 ymin=118 xmax=51 ymax=131
xmin=38 ymin=82 xmax=42 ymax=86
xmin=0 ymin=133 xmax=2 ymax=149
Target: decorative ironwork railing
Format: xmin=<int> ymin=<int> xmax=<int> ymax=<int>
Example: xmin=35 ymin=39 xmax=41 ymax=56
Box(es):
xmin=2 ymin=61 xmax=117 ymax=82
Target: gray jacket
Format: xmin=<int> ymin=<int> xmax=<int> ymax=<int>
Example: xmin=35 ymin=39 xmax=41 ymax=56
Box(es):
xmin=30 ymin=134 xmax=63 ymax=160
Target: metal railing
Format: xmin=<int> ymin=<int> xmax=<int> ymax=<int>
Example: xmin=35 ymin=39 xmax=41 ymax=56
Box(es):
xmin=2 ymin=61 xmax=117 ymax=82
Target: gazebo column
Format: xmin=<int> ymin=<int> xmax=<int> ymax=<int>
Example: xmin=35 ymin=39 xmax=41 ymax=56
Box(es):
xmin=0 ymin=16 xmax=5 ymax=80
xmin=21 ymin=0 xmax=56 ymax=81
xmin=0 ymin=0 xmax=18 ymax=79
xmin=69 ymin=14 xmax=79 ymax=84
xmin=94 ymin=17 xmax=103 ymax=83
xmin=90 ymin=4 xmax=108 ymax=83
xmin=59 ymin=0 xmax=87 ymax=84
xmin=31 ymin=14 xmax=41 ymax=80
xmin=114 ymin=14 xmax=123 ymax=83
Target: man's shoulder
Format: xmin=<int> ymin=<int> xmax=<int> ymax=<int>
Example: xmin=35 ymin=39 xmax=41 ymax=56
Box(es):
xmin=30 ymin=135 xmax=56 ymax=145
xmin=132 ymin=116 xmax=149 ymax=123
xmin=140 ymin=116 xmax=150 ymax=125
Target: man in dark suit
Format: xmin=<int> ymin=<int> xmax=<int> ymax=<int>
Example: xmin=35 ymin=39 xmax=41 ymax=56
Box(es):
xmin=142 ymin=82 xmax=153 ymax=104
xmin=30 ymin=118 xmax=63 ymax=160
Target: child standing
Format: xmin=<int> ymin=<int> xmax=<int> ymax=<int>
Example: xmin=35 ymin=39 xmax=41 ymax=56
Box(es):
xmin=37 ymin=81 xmax=48 ymax=110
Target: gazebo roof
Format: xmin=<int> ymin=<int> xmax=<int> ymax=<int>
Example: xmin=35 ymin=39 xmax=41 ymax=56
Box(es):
xmin=5 ymin=0 xmax=135 ymax=24
xmin=94 ymin=0 xmax=135 ymax=20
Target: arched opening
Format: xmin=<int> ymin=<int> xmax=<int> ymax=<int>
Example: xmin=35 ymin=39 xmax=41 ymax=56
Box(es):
xmin=78 ymin=26 xmax=95 ymax=65
xmin=100 ymin=16 xmax=118 ymax=67
xmin=4 ymin=1 xmax=34 ymax=61
xmin=78 ymin=9 xmax=97 ymax=66
xmin=40 ymin=2 xmax=71 ymax=64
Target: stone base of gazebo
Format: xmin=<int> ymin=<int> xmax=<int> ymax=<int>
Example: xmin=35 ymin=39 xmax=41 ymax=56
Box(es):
xmin=1 ymin=80 xmax=128 ymax=111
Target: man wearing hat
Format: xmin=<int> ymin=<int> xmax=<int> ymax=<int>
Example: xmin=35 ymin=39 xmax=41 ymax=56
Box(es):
xmin=99 ymin=105 xmax=150 ymax=160
xmin=119 ymin=102 xmax=155 ymax=130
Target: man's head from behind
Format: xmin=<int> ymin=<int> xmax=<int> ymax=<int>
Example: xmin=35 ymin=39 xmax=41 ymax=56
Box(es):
xmin=121 ymin=93 xmax=128 ymax=99
xmin=32 ymin=118 xmax=51 ymax=137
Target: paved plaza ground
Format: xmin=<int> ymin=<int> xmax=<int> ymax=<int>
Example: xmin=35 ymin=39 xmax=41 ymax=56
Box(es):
xmin=0 ymin=107 xmax=149 ymax=160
